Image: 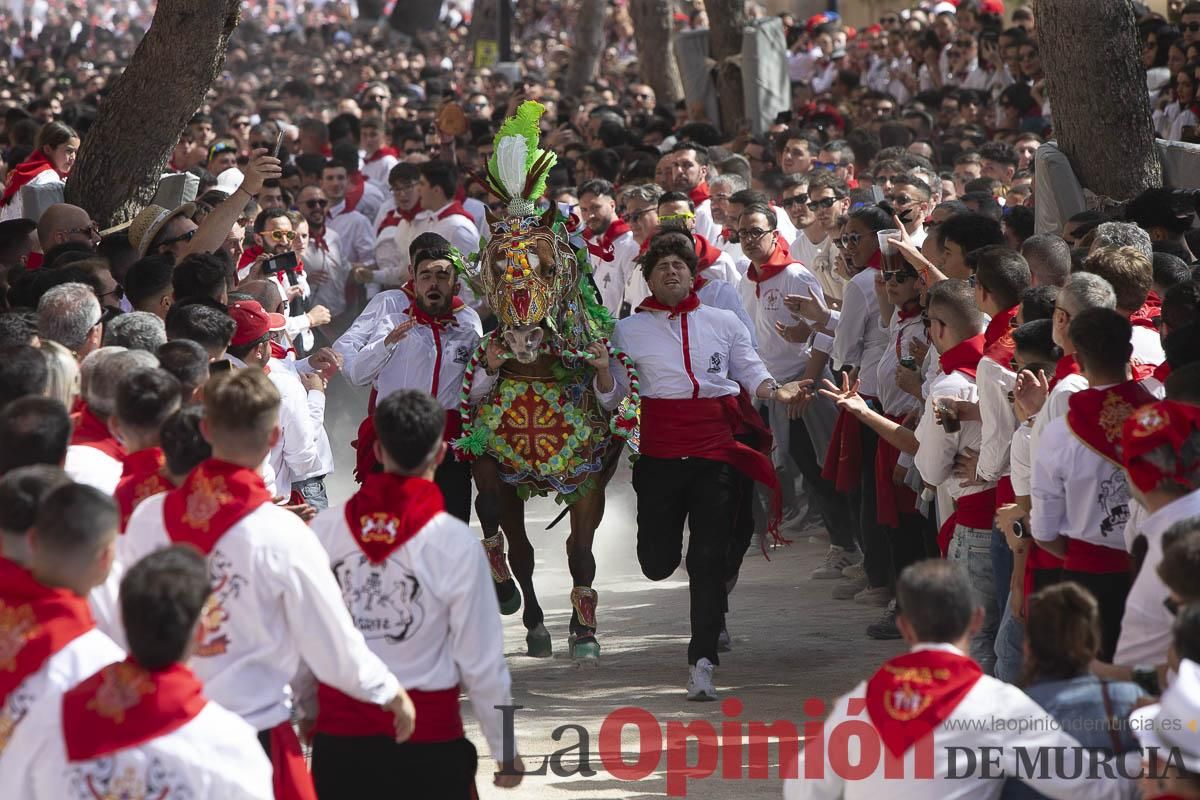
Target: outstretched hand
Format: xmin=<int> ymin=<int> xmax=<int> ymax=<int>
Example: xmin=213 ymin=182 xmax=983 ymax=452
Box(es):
xmin=818 ymin=371 xmax=869 ymax=417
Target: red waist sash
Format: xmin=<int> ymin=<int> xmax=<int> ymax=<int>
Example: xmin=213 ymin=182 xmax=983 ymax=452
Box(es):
xmin=937 ymin=489 xmax=997 ymax=556
xmin=1062 ymin=538 xmax=1130 ymax=574
xmin=314 ymin=683 xmax=464 ymax=743
xmin=269 ymin=721 xmax=318 ymax=800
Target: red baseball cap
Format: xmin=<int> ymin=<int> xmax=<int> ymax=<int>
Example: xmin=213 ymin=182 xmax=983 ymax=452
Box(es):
xmin=228 ymin=300 xmax=286 ymax=347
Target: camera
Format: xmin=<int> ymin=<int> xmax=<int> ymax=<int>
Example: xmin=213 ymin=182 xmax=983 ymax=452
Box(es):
xmin=266 ymin=251 xmax=299 ymax=274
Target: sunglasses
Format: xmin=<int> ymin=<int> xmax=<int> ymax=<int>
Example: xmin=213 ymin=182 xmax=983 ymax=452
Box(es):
xmin=838 ymin=233 xmax=862 ymax=248
xmin=886 ymin=194 xmax=916 ymax=206
xmin=883 ymin=269 xmax=916 ymax=283
xmin=157 ymin=228 xmax=196 ymax=248
xmin=781 ymin=194 xmax=809 ymax=207
xmin=813 ymin=161 xmax=839 ymax=171
xmin=304 ymin=199 xmax=329 ymax=209
xmin=659 ymin=211 xmax=695 ymax=223
xmin=233 ymin=120 xmax=251 ymax=127
xmin=266 ymin=230 xmax=297 ymax=242
xmin=67 ymin=221 xmax=100 ymax=237
xmin=622 ymin=208 xmax=655 ymax=224
xmin=807 ymin=196 xmax=838 ymax=210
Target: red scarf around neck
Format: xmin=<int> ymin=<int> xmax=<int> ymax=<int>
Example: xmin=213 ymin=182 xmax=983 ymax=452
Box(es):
xmin=865 ymin=648 xmax=983 ymax=758
xmin=401 ymin=282 xmax=466 ymax=328
xmin=114 ymin=447 xmax=172 ymax=533
xmin=694 ymin=233 xmax=722 ymax=271
xmin=982 ymin=305 xmax=1018 ymax=366
xmin=70 ymin=403 xmax=126 ymax=461
xmin=364 ymin=146 xmax=399 ymax=163
xmin=939 ymin=333 xmax=986 ymax=379
xmin=1129 ymin=302 xmax=1160 ymax=330
xmin=343 ymin=173 xmax=365 ymax=214
xmin=377 ymin=204 xmax=421 ymax=233
xmin=636 ymin=290 xmax=701 ymax=318
xmin=688 ymin=181 xmax=710 ymax=206
xmin=745 ymin=234 xmax=793 ymax=296
xmin=344 ymin=473 xmax=445 ymax=563
xmin=1 ymin=150 xmax=59 ymax=207
xmin=0 ymin=558 xmax=96 ymax=709
xmin=1066 ymin=379 xmax=1156 ymax=466
xmin=436 ymin=201 xmax=472 ymax=223
xmin=162 ymin=459 xmax=274 ymax=555
xmin=584 ymin=218 xmax=632 ymax=263
xmin=62 ymin=658 xmax=207 ymax=762
xmin=1049 ymin=353 xmax=1080 ymax=390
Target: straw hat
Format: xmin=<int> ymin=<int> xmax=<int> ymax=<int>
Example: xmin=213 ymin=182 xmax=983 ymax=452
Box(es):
xmin=127 ymin=203 xmax=196 ymax=258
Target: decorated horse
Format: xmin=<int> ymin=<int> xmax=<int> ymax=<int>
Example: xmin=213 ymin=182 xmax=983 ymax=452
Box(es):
xmin=453 ymin=102 xmax=639 ymax=661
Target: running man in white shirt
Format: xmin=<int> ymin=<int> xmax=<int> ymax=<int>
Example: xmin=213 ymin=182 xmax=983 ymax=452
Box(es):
xmin=310 ymin=389 xmax=524 ymax=798
xmin=0 ymin=545 xmax=272 ymax=800
xmin=119 ymin=369 xmax=415 ymax=797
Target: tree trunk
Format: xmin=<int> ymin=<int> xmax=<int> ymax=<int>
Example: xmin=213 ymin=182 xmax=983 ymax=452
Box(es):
xmin=63 ymin=0 xmax=241 ymax=227
xmin=705 ymin=0 xmax=747 ymax=136
xmin=1036 ymin=0 xmax=1161 ymax=201
xmin=469 ymin=0 xmax=499 ymax=68
xmin=564 ymin=0 xmax=606 ymax=99
xmin=629 ymin=0 xmax=684 ymax=107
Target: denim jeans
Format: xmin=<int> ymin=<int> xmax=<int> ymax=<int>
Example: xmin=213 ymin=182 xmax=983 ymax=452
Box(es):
xmin=990 ymin=527 xmax=1013 ymax=621
xmin=948 ymin=524 xmax=999 ymax=674
xmin=993 ymin=600 xmax=1025 ymax=684
xmin=292 ymin=475 xmax=329 ymax=511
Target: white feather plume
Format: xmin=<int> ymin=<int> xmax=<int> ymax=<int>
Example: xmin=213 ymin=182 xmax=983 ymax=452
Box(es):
xmin=496 ymin=135 xmax=527 ymax=199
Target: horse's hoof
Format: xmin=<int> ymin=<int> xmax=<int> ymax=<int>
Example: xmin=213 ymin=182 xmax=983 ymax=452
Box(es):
xmin=496 ymin=580 xmax=521 ymax=616
xmin=526 ymin=624 xmax=552 ymax=658
xmin=568 ymin=634 xmax=599 ymax=662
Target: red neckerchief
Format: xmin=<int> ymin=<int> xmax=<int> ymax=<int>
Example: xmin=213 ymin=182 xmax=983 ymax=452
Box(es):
xmin=436 ymin=201 xmax=472 ymax=223
xmin=0 ymin=557 xmax=95 ymax=709
xmin=982 ymin=304 xmax=1018 ymax=366
xmin=745 ymin=234 xmax=793 ymax=297
xmin=719 ymin=227 xmax=734 ymax=243
xmin=864 ymin=248 xmax=883 ymax=270
xmin=270 ymin=341 xmax=296 ymax=361
xmin=1048 ymin=353 xmax=1080 ymax=391
xmin=865 ymin=648 xmax=983 ymax=758
xmin=1154 ymin=361 xmax=1172 ymax=383
xmin=1129 ymin=300 xmax=1161 ymax=330
xmin=636 ymin=291 xmax=701 ymax=318
xmin=898 ymin=301 xmax=923 ymax=321
xmin=161 ymin=459 xmax=274 ymax=555
xmin=692 ymin=274 xmax=709 ymax=291
xmin=688 ymin=181 xmax=710 ymax=205
xmin=584 ymin=218 xmax=632 ymax=262
xmin=694 ymin=233 xmax=722 ymax=271
xmin=70 ymin=403 xmax=126 ymax=461
xmin=1066 ymin=379 xmax=1157 ymax=465
xmin=343 ymin=174 xmax=365 ymax=214
xmin=62 ymin=658 xmax=207 ymax=762
xmin=401 ymin=282 xmax=466 ymax=329
xmin=343 ymin=473 xmax=445 ymax=564
xmin=113 ymin=447 xmax=171 ymax=533
xmin=310 ymin=226 xmax=330 ymax=254
xmin=1 ymin=150 xmax=59 ymax=207
xmin=376 ymin=204 xmax=421 ymax=234
xmin=939 ymin=334 xmax=986 ymax=380
xmin=364 ymin=146 xmax=399 ymax=163
xmin=24 ymin=251 xmax=43 ymax=272
xmin=237 ymin=244 xmax=263 ymax=270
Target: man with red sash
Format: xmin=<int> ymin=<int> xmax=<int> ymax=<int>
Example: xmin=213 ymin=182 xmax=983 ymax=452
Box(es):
xmin=785 ymin=560 xmax=1126 ymax=800
xmin=65 ymin=348 xmax=158 ymax=494
xmin=1081 ymin=245 xmax=1165 ymax=368
xmin=119 ymin=369 xmax=415 ymax=798
xmin=665 ymin=141 xmax=719 ymax=242
xmin=579 ymin=178 xmax=640 ymax=316
xmin=0 ymin=546 xmax=272 ymax=799
xmin=309 ymin=389 xmax=523 ymax=798
xmin=914 ymin=279 xmax=998 ymax=673
xmin=968 ymin=248 xmax=1029 ymax=665
xmin=1031 ymin=308 xmax=1155 ymax=661
xmin=0 ymin=481 xmax=124 ymax=767
xmin=598 ymin=232 xmax=807 ymax=701
xmin=341 ymin=241 xmax=484 ymax=523
xmin=731 ymin=204 xmax=852 ymax=582
xmin=110 ymin=367 xmax=182 ymax=532
xmin=1115 ymin=399 xmax=1200 ymax=667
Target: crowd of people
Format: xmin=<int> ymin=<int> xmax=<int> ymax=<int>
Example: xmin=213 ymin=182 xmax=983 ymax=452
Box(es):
xmin=3 ymin=0 xmax=1200 ymax=797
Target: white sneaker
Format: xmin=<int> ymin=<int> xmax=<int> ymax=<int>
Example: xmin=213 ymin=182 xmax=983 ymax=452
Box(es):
xmin=810 ymin=546 xmax=862 ymax=579
xmin=687 ymin=658 xmax=717 ymax=701
xmin=842 ymin=562 xmax=866 ymax=580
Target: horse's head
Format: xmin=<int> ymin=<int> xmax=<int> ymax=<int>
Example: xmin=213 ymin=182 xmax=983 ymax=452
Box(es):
xmin=482 ymin=203 xmax=578 ymax=353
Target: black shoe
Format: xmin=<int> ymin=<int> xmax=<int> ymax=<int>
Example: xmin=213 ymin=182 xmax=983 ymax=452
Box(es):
xmin=867 ymin=603 xmax=902 ymax=640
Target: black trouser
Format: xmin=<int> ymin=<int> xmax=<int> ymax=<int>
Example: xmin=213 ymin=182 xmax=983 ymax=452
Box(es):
xmin=787 ymin=416 xmax=855 ymax=550
xmin=633 ymin=454 xmax=747 ymax=666
xmin=854 ymin=425 xmax=892 ymax=589
xmin=435 ymin=453 xmax=472 ymax=524
xmin=311 ymin=734 xmax=479 ymax=800
xmin=886 ymin=511 xmax=933 ymax=586
xmin=1060 ymin=569 xmax=1131 ymax=663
